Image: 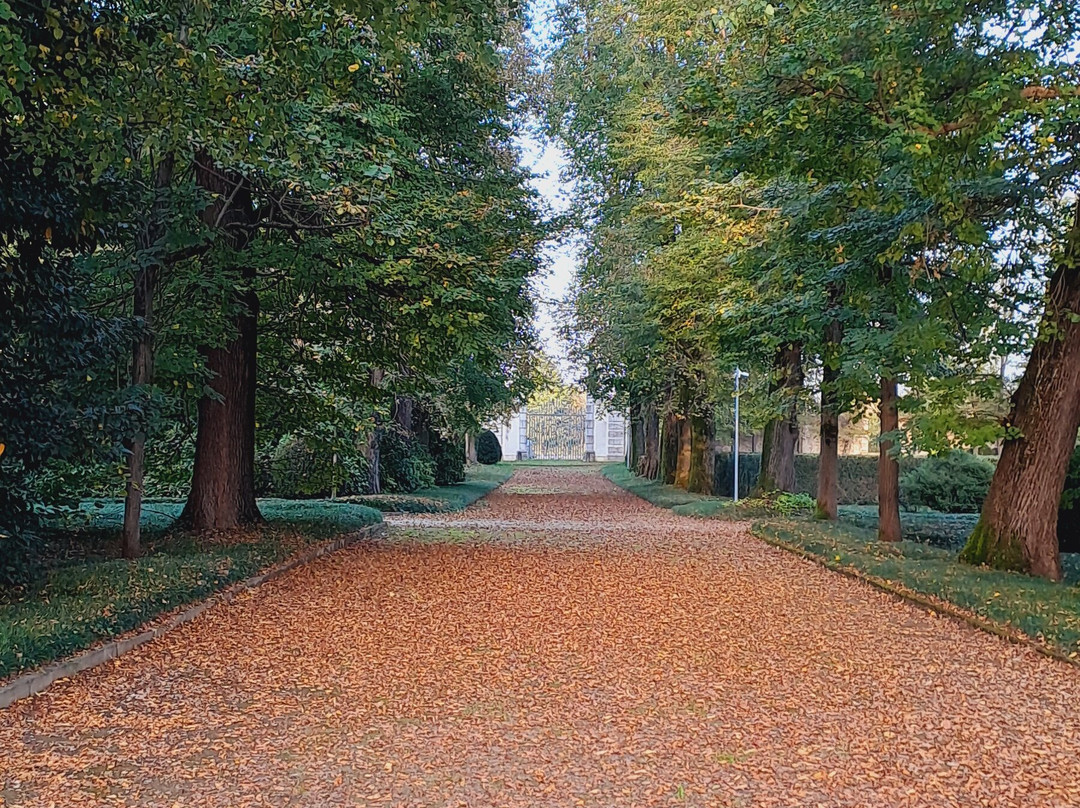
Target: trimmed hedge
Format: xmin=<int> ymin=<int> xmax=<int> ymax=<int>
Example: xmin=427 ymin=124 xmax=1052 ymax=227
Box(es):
xmin=713 ymin=452 xmax=922 ymax=505
xmin=899 ymin=452 xmax=994 ymax=513
xmin=477 ymin=430 xmax=502 ymax=465
xmin=267 ymin=435 xmax=370 ymax=499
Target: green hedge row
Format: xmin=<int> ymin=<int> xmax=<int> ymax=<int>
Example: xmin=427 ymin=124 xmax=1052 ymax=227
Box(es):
xmin=713 ymin=453 xmax=923 ymax=505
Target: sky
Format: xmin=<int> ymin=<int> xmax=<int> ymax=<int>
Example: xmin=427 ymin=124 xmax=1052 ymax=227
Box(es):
xmin=516 ymin=0 xmax=583 ymax=380
xmin=516 ymin=133 xmax=580 ymax=374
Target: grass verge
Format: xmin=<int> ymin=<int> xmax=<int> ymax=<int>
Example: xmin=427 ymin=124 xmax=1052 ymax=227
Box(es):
xmin=1 ymin=500 xmax=381 ymax=679
xmin=603 ymin=463 xmax=751 ymax=518
xmin=606 ymin=463 xmax=1080 ymax=659
xmin=756 ymin=520 xmax=1080 ymax=658
xmin=342 ymin=463 xmax=513 ymax=513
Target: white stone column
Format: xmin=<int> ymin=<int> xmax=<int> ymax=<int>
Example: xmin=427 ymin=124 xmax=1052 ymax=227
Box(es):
xmin=517 ymin=408 xmax=528 ymax=460
xmin=584 ymin=396 xmax=596 ymax=462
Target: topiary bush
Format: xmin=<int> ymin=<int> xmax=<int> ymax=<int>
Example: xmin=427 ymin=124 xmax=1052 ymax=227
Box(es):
xmin=268 ymin=435 xmax=370 ymax=498
xmin=378 ymin=430 xmax=437 ymax=493
xmin=476 ymin=430 xmax=502 ymax=465
xmin=1059 ymin=446 xmax=1080 ymax=553
xmin=899 ymin=451 xmax=994 ymax=513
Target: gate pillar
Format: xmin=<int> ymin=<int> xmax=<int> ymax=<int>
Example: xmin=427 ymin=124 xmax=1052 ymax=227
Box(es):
xmin=516 ymin=408 xmax=529 ymax=460
xmin=584 ymin=396 xmax=596 ymax=462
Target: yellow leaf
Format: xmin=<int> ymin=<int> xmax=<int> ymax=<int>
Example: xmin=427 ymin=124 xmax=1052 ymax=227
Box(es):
xmin=348 ymin=63 xmax=360 ymax=73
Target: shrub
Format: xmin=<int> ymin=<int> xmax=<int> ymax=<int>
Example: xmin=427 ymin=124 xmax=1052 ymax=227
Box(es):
xmin=476 ymin=430 xmax=502 ymax=465
xmin=899 ymin=451 xmax=994 ymax=513
xmin=1059 ymin=447 xmax=1080 ymax=553
xmin=268 ymin=435 xmax=369 ymax=498
xmin=378 ymin=430 xmax=437 ymax=493
xmin=428 ymin=431 xmax=465 ymax=486
xmin=714 ymin=452 xmax=922 ymax=504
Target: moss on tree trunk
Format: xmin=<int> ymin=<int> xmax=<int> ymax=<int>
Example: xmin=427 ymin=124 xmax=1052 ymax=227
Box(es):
xmin=959 ymin=202 xmax=1080 ymax=580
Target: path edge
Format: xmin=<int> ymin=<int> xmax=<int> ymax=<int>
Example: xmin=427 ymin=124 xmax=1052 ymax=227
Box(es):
xmin=602 ymin=465 xmax=1080 ymax=670
xmin=0 ymin=522 xmax=388 ymax=710
xmin=751 ymin=525 xmax=1080 ymax=670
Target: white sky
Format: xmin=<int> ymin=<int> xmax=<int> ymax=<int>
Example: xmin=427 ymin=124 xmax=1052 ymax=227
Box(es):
xmin=517 ymin=0 xmax=583 ymax=380
xmin=516 ymin=133 xmax=580 ymax=373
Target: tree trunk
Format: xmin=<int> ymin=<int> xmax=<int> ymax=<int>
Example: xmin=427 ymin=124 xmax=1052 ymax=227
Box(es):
xmin=640 ymin=401 xmax=661 ymax=479
xmin=365 ymin=425 xmax=382 ymax=494
xmin=660 ymin=408 xmax=680 ymax=484
xmin=815 ymin=313 xmax=843 ymax=521
xmin=878 ymin=376 xmax=902 ymax=543
xmin=393 ymin=396 xmax=414 ymax=433
xmin=756 ymin=343 xmax=802 ymax=494
xmin=465 ymin=433 xmax=478 ymax=465
xmin=961 ymin=202 xmax=1080 ymax=580
xmin=674 ymin=415 xmax=692 ymax=489
xmin=122 ymin=154 xmax=174 ymax=558
xmin=628 ymin=403 xmax=644 ymax=471
xmin=181 ymin=156 xmax=261 ymax=531
xmin=687 ymin=410 xmax=715 ymax=494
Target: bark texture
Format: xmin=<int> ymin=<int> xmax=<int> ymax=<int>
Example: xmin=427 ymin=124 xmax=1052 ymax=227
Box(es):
xmin=815 ymin=314 xmax=843 ymax=521
xmin=628 ymin=403 xmax=644 ymax=471
xmin=674 ymin=416 xmax=692 ymax=489
xmin=639 ymin=401 xmax=661 ymax=480
xmin=660 ymin=408 xmax=680 ymax=485
xmin=877 ymin=376 xmax=902 ymax=543
xmin=687 ymin=411 xmax=715 ymax=495
xmin=181 ymin=156 xmax=261 ymax=531
xmin=755 ymin=343 xmax=802 ymax=494
xmin=960 ymin=203 xmax=1080 ymax=580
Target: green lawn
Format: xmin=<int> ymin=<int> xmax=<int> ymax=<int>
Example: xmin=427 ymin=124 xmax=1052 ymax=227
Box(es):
xmin=1 ymin=500 xmax=381 ymax=679
xmin=341 ymin=463 xmax=513 ymax=513
xmin=603 ymin=463 xmax=731 ymax=516
xmin=605 ymin=463 xmax=1080 ymax=658
xmin=838 ymin=505 xmax=980 ymax=550
xmin=758 ymin=520 xmax=1080 ymax=656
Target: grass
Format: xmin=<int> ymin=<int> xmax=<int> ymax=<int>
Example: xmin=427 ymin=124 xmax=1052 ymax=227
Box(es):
xmin=757 ymin=519 xmax=1080 ymax=656
xmin=1 ymin=499 xmax=382 ymax=680
xmin=605 ymin=463 xmax=1080 ymax=658
xmin=603 ymin=464 xmax=729 ymax=516
xmin=341 ymin=463 xmax=513 ymax=513
xmin=838 ymin=505 xmax=979 ymax=550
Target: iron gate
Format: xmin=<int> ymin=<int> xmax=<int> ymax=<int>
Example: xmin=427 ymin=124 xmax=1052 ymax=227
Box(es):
xmin=524 ymin=398 xmax=586 ymax=460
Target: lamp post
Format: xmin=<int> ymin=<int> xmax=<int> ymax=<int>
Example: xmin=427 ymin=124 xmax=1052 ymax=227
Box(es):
xmin=733 ymin=368 xmax=749 ymax=501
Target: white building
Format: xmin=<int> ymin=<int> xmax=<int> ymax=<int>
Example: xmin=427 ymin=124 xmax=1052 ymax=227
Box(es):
xmin=488 ymin=398 xmax=626 ymax=462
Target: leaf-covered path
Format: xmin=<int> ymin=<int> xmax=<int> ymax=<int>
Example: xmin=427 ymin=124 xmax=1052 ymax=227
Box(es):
xmin=4 ymin=466 xmax=1080 ymax=807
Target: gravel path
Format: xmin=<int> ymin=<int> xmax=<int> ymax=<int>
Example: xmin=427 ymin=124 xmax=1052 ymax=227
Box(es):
xmin=3 ymin=465 xmax=1080 ymax=807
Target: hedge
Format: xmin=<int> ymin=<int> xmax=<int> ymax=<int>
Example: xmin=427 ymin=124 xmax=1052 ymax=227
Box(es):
xmin=713 ymin=453 xmax=922 ymax=505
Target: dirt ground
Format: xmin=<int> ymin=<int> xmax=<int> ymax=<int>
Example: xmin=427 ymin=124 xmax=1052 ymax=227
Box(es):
xmin=3 ymin=465 xmax=1080 ymax=807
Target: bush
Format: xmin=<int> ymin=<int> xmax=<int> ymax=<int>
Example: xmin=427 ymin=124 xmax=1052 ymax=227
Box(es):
xmin=476 ymin=430 xmax=502 ymax=465
xmin=268 ymin=435 xmax=370 ymax=498
xmin=713 ymin=452 xmax=922 ymax=504
xmin=378 ymin=430 xmax=437 ymax=493
xmin=1060 ymin=447 xmax=1080 ymax=553
xmin=428 ymin=431 xmax=465 ymax=486
xmin=899 ymin=451 xmax=994 ymax=513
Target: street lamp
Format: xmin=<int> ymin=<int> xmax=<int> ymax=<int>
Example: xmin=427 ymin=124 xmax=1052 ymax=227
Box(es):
xmin=733 ymin=368 xmax=750 ymax=501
